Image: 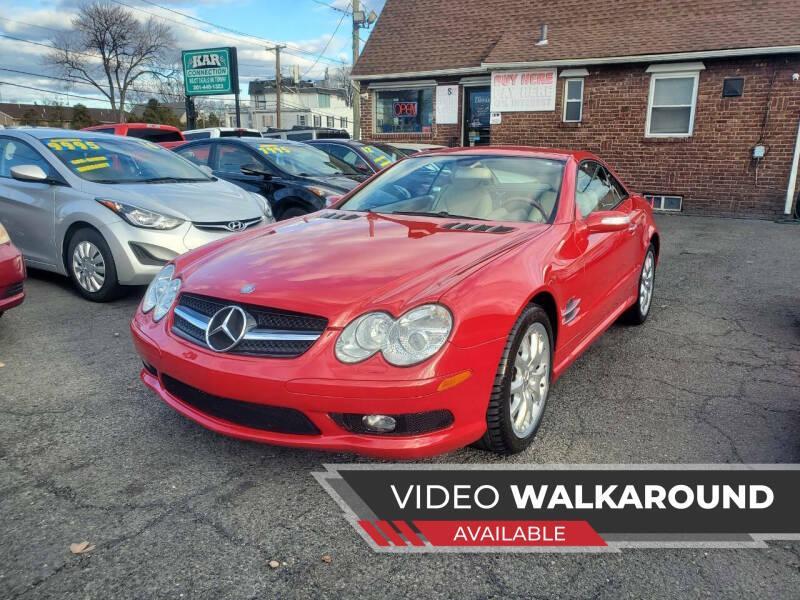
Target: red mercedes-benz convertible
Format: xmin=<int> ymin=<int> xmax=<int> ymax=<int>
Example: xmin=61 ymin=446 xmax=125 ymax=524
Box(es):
xmin=131 ymin=147 xmax=659 ymax=457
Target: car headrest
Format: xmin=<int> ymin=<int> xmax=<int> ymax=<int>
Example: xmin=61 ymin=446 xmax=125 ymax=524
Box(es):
xmin=453 ymin=165 xmax=492 ymax=182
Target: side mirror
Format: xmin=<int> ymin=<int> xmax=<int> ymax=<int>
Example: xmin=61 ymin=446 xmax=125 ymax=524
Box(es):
xmin=10 ymin=164 xmax=49 ymax=183
xmin=241 ymin=163 xmax=272 ymax=179
xmin=585 ymin=210 xmax=632 ymax=233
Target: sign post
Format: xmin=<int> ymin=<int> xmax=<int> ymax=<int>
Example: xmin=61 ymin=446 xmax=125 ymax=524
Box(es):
xmin=182 ymin=47 xmax=240 ymax=127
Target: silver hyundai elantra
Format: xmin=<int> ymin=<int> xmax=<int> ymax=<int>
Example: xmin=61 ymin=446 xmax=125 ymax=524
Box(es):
xmin=0 ymin=128 xmax=273 ymax=301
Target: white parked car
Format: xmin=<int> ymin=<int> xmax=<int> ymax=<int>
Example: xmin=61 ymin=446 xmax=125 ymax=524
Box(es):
xmin=182 ymin=127 xmax=262 ymax=141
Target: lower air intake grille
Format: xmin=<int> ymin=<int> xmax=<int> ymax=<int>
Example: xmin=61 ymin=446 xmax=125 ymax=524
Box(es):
xmin=162 ymin=374 xmax=320 ymax=435
xmin=1 ymin=281 xmax=23 ymax=298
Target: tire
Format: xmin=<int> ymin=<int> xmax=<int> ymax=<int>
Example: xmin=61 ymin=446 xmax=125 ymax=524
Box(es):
xmin=66 ymin=228 xmax=124 ymax=302
xmin=280 ymin=206 xmax=310 ymax=220
xmin=475 ymin=304 xmax=553 ymax=455
xmin=621 ymin=244 xmax=656 ymax=325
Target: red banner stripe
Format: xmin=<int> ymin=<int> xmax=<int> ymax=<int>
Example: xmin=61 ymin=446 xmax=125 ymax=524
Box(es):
xmin=358 ymin=520 xmax=390 ymax=547
xmin=393 ymin=520 xmax=425 ymax=546
xmin=412 ymin=521 xmax=607 ymax=547
xmin=376 ymin=520 xmax=406 ymax=546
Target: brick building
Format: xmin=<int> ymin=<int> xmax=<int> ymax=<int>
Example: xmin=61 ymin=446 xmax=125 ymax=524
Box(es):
xmin=352 ymin=0 xmax=800 ymax=217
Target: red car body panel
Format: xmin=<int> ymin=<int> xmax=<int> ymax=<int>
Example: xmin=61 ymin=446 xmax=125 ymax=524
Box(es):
xmin=81 ymin=123 xmax=186 ymax=149
xmin=0 ymin=240 xmax=26 ymax=313
xmin=131 ymin=146 xmax=659 ymax=457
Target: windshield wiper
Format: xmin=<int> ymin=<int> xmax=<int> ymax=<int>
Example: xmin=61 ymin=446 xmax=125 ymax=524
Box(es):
xmin=389 ymin=210 xmax=489 ymax=221
xmin=140 ymin=177 xmax=207 ymax=184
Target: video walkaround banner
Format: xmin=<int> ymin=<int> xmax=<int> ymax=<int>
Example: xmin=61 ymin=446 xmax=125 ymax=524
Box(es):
xmin=313 ymin=465 xmax=800 ymax=553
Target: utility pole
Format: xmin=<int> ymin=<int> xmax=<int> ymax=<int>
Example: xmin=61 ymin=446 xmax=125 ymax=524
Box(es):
xmin=351 ymin=0 xmax=361 ymax=139
xmin=269 ymin=45 xmax=286 ymax=129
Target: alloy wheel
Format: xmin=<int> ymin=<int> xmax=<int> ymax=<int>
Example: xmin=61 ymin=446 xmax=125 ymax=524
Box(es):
xmin=72 ymin=241 xmax=106 ymax=293
xmin=639 ymin=250 xmax=655 ymax=315
xmin=509 ymin=322 xmax=550 ymax=438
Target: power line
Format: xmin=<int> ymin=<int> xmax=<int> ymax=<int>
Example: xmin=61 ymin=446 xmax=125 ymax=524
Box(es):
xmin=301 ymin=2 xmax=350 ymax=78
xmin=112 ymin=0 xmax=347 ymax=66
xmin=0 ymin=80 xmax=111 ymax=104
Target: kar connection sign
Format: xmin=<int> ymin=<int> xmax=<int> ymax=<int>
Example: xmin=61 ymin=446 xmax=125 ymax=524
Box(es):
xmin=182 ymin=47 xmax=239 ymax=96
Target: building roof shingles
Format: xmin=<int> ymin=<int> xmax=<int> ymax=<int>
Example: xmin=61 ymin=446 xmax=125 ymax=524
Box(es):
xmin=352 ymin=0 xmax=800 ymax=77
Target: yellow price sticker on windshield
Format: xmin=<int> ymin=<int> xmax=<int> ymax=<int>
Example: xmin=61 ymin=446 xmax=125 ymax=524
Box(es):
xmin=47 ymin=139 xmax=100 ymax=152
xmin=259 ymin=144 xmax=291 ymax=155
xmin=70 ymin=156 xmax=110 ymax=172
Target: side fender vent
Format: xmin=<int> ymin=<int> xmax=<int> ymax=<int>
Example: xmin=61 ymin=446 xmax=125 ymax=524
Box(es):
xmin=441 ymin=222 xmax=516 ymax=233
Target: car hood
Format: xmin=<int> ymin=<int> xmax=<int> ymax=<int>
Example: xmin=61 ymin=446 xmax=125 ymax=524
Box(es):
xmin=298 ymin=174 xmax=363 ymax=190
xmin=178 ymin=212 xmax=548 ymax=326
xmin=84 ymin=179 xmax=262 ymax=222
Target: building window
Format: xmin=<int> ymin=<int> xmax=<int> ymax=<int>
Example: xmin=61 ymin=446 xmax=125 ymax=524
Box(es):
xmin=723 ymin=77 xmax=744 ymax=98
xmin=374 ymin=88 xmax=433 ymax=134
xmin=645 ymin=194 xmax=683 ymax=212
xmin=340 ymin=117 xmax=348 ymax=128
xmin=646 ymin=73 xmax=699 ymax=137
xmin=326 ymin=116 xmax=335 ymax=128
xmin=319 ymin=94 xmax=331 ymax=108
xmin=562 ymin=78 xmax=583 ymax=122
xmin=313 ymin=115 xmax=321 ymax=127
xmin=297 ymin=115 xmax=307 ymax=126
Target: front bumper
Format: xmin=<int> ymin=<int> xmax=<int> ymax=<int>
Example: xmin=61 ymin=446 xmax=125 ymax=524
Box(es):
xmin=131 ymin=309 xmax=503 ymax=458
xmin=0 ymin=243 xmax=26 ymax=313
xmin=103 ymin=221 xmax=259 ymax=286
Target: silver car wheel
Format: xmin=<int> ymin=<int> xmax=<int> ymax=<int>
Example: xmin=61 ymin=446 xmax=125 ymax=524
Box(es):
xmin=639 ymin=250 xmax=655 ymax=315
xmin=509 ymin=322 xmax=550 ymax=439
xmin=72 ymin=241 xmax=106 ymax=293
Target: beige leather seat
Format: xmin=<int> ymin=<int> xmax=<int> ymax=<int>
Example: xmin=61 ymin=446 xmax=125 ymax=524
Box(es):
xmin=436 ymin=166 xmax=494 ymax=219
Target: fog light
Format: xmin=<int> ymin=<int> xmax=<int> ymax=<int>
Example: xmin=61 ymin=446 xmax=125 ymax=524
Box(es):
xmin=362 ymin=414 xmax=397 ymax=433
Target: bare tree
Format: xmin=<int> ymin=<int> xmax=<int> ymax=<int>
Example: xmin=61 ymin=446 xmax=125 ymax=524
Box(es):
xmin=328 ymin=66 xmax=354 ymax=107
xmin=45 ymin=1 xmax=175 ymax=122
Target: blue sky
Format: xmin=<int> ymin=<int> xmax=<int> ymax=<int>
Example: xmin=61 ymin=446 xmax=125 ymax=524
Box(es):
xmin=0 ymin=0 xmax=385 ymax=107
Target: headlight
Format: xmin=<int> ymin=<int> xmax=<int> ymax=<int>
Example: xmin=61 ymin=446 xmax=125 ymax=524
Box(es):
xmin=97 ymin=199 xmax=184 ymax=230
xmin=0 ymin=222 xmax=10 ymax=245
xmin=307 ymin=185 xmax=342 ymax=205
xmin=250 ymin=192 xmax=275 ymax=223
xmin=142 ymin=264 xmax=181 ymax=321
xmin=335 ymin=304 xmax=452 ymax=366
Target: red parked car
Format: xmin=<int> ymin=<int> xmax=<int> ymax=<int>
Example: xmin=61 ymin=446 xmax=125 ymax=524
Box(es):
xmin=0 ymin=222 xmax=25 ymax=317
xmin=131 ymin=147 xmax=659 ymax=458
xmin=81 ymin=123 xmax=186 ymax=149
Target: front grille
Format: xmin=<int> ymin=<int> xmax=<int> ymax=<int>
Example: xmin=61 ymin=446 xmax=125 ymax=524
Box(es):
xmin=172 ymin=293 xmax=327 ymax=357
xmin=162 ymin=374 xmax=320 ymax=435
xmin=1 ymin=281 xmax=23 ymax=298
xmin=192 ymin=216 xmax=263 ymax=233
xmin=331 ymin=410 xmax=454 ymax=436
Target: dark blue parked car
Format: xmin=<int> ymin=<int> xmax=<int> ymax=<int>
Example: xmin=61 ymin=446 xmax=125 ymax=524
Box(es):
xmin=174 ymin=138 xmax=364 ymax=220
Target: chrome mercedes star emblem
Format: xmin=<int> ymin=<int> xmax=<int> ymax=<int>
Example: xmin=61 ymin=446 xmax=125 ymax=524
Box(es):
xmin=226 ymin=221 xmax=245 ymax=232
xmin=205 ymin=305 xmax=248 ymax=352
xmin=240 ymin=283 xmax=256 ymax=294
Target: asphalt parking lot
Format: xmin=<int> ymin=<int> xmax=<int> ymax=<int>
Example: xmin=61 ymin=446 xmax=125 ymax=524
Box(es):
xmin=1 ymin=214 xmax=798 ymax=599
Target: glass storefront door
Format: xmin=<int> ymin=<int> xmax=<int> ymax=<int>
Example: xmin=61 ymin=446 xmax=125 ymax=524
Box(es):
xmin=463 ymin=86 xmax=491 ymax=146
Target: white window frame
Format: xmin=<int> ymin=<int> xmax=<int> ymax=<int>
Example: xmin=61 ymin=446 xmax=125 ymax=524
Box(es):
xmin=562 ymin=78 xmax=584 ymax=123
xmin=645 ymin=71 xmax=700 ymax=138
xmin=644 ymin=194 xmax=683 ymax=212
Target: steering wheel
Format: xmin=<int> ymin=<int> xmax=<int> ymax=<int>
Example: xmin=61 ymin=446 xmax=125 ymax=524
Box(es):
xmin=389 ymin=184 xmax=412 ymax=200
xmin=502 ymin=196 xmax=549 ymax=222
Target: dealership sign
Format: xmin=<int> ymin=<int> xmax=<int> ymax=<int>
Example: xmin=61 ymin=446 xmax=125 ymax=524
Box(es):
xmin=315 ymin=464 xmax=800 ymax=552
xmin=182 ymin=47 xmax=239 ymax=96
xmin=490 ymin=69 xmax=557 ymax=112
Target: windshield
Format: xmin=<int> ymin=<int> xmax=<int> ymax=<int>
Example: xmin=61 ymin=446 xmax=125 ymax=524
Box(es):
xmin=339 ymin=155 xmax=565 ymax=223
xmin=221 ymin=130 xmax=262 ymax=138
xmin=43 ymin=136 xmax=211 ymax=184
xmin=255 ymin=142 xmax=358 ymax=177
